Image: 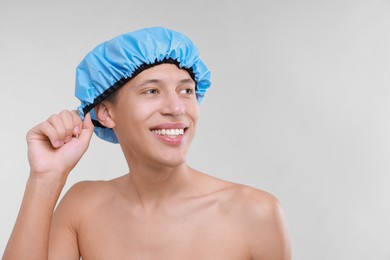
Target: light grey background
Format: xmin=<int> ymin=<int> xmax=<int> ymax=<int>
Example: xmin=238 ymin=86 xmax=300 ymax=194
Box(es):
xmin=1 ymin=0 xmax=389 ymax=259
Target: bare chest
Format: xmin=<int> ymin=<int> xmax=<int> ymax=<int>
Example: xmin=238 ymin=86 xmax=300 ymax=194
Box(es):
xmin=77 ymin=204 xmax=250 ymax=259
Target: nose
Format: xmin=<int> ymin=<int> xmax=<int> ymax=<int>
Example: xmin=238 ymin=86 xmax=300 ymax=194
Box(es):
xmin=160 ymin=91 xmax=185 ymax=118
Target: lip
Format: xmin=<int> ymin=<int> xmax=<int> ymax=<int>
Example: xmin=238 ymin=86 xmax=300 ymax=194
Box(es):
xmin=150 ymin=122 xmax=188 ymax=145
xmin=150 ymin=122 xmax=188 ymax=130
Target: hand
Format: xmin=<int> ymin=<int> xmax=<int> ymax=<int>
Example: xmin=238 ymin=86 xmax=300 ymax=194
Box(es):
xmin=26 ymin=110 xmax=94 ymax=182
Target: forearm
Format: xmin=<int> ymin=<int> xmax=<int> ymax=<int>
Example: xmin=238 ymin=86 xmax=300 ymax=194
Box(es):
xmin=3 ymin=175 xmax=65 ymax=260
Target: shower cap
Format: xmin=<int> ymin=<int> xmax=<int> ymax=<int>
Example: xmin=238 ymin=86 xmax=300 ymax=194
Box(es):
xmin=75 ymin=26 xmax=211 ymax=144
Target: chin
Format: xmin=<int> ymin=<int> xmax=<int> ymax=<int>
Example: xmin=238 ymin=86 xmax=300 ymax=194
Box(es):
xmin=152 ymin=152 xmax=188 ymax=169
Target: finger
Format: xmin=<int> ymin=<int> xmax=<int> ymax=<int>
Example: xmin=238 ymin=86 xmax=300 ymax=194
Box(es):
xmin=47 ymin=114 xmax=67 ymax=143
xmin=76 ymin=112 xmax=94 ymax=144
xmin=29 ymin=121 xmax=63 ymax=148
xmin=71 ymin=110 xmax=83 ymax=136
xmin=59 ymin=110 xmax=75 ymax=143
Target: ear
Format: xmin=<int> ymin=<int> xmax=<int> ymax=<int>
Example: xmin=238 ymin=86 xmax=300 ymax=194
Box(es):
xmin=94 ymin=102 xmax=116 ymax=129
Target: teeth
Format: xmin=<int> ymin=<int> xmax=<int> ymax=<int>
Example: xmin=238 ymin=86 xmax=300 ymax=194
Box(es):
xmin=151 ymin=128 xmax=185 ymax=138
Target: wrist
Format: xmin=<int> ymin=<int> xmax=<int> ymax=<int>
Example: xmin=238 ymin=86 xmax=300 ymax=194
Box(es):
xmin=27 ymin=172 xmax=67 ymax=193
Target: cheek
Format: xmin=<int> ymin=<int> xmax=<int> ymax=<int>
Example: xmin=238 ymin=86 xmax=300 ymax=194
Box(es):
xmin=133 ymin=101 xmax=161 ymax=124
xmin=189 ymin=99 xmax=200 ymax=116
xmin=186 ymin=101 xmax=199 ymax=124
xmin=111 ymin=103 xmax=146 ymax=131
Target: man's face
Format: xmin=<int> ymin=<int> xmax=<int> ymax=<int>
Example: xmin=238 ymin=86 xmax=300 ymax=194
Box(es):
xmin=107 ymin=63 xmax=199 ymax=168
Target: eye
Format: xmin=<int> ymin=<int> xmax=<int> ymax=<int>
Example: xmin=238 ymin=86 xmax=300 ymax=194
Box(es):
xmin=143 ymin=88 xmax=159 ymax=95
xmin=179 ymin=88 xmax=195 ymax=95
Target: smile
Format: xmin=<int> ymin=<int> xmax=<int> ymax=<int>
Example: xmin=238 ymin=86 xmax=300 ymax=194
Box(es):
xmin=151 ymin=128 xmax=185 ymax=139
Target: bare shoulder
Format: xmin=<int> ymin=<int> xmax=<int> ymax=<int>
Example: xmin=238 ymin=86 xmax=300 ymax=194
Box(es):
xmin=48 ymin=176 xmax=127 ymax=257
xmin=197 ymin=172 xmax=281 ymax=217
xmin=211 ymin=179 xmax=283 ymax=224
xmin=61 ymin=179 xmax=114 ymax=205
xmin=54 ymin=175 xmax=127 ymax=222
xmin=198 ymin=173 xmax=291 ymax=259
xmin=229 ymin=184 xmax=282 ymax=219
xmin=225 ymin=184 xmax=291 ymax=260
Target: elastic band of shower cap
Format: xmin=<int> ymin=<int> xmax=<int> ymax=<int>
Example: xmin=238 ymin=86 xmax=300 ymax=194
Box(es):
xmin=75 ymin=26 xmax=211 ymax=144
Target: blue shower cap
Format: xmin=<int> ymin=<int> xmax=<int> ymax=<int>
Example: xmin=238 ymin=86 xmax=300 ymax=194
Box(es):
xmin=75 ymin=27 xmax=211 ymax=143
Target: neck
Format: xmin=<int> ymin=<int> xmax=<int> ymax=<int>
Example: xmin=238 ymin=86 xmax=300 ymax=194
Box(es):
xmin=125 ymin=160 xmax=194 ymax=209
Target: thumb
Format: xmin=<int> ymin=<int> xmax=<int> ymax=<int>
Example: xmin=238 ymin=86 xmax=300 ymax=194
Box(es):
xmin=77 ymin=112 xmax=94 ymax=143
xmin=82 ymin=112 xmax=94 ymax=131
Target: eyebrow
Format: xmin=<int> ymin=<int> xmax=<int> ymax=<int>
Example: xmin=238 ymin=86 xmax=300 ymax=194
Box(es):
xmin=136 ymin=78 xmax=195 ymax=88
xmin=179 ymin=78 xmax=196 ymax=84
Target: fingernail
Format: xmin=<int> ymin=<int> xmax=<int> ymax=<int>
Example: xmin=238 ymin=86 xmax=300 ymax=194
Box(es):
xmin=74 ymin=126 xmax=80 ymax=135
xmin=54 ymin=140 xmax=62 ymax=147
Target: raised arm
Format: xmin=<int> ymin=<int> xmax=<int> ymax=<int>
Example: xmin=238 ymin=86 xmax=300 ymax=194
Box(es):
xmin=3 ymin=110 xmax=93 ymax=260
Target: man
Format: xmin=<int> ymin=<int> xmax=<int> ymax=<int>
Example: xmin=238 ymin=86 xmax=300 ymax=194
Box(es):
xmin=3 ymin=27 xmax=291 ymax=259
